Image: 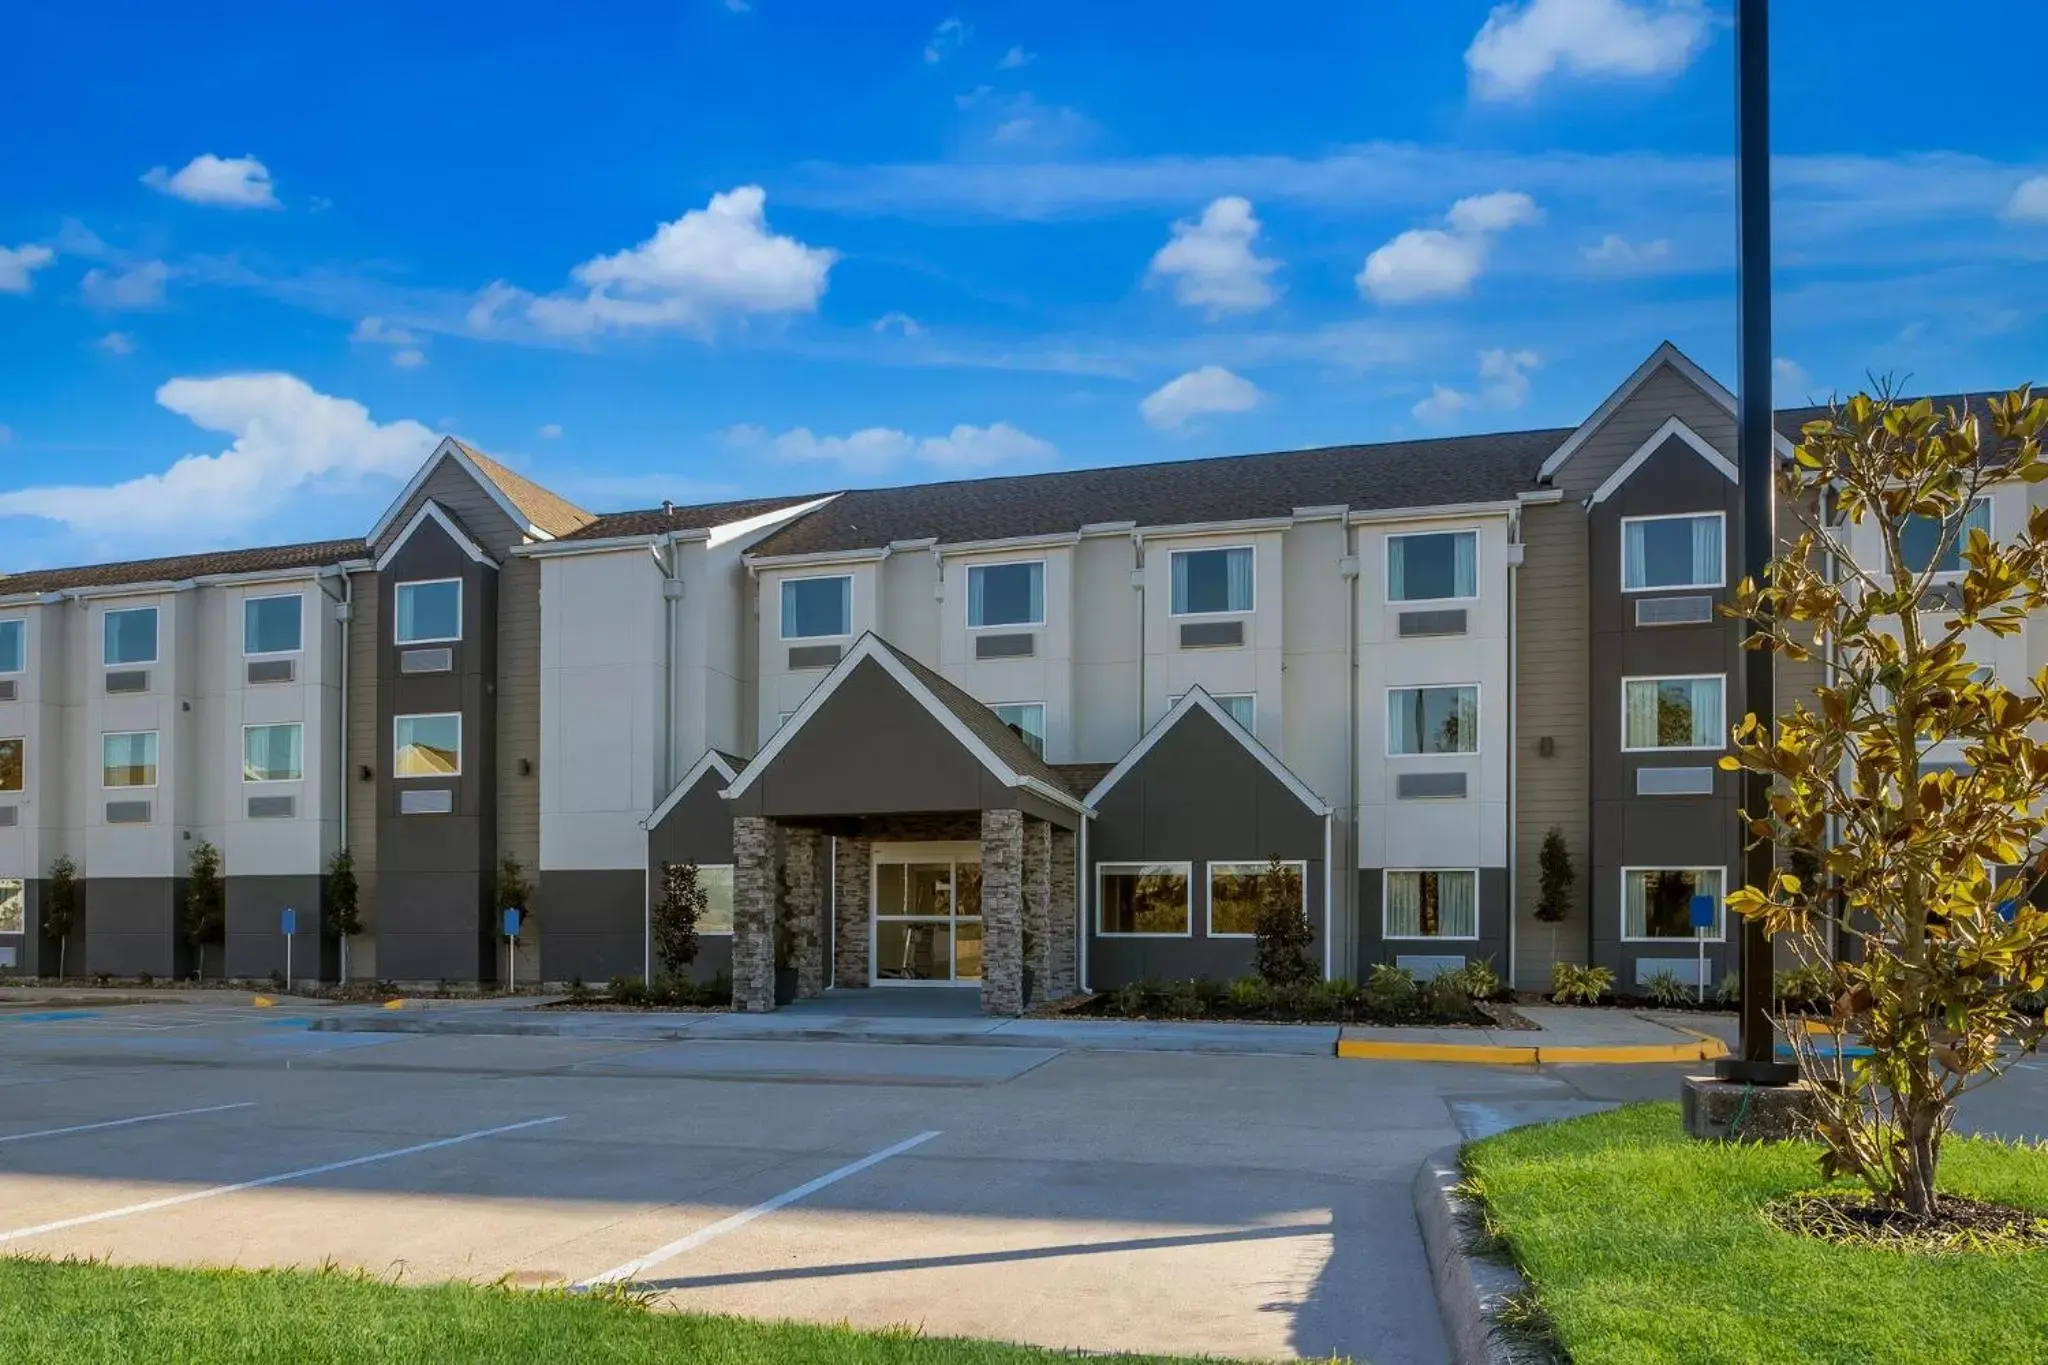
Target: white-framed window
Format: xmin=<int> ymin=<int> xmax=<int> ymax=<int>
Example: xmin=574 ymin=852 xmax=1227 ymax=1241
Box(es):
xmin=104 ymin=607 xmax=158 ymax=666
xmin=966 ymin=561 xmax=1045 ymax=629
xmin=244 ymin=593 xmax=305 ymax=656
xmin=1623 ymin=866 xmax=1726 ymax=941
xmin=780 ymin=574 xmax=852 ymax=640
xmin=1173 ymin=691 xmax=1256 ymax=731
xmin=0 ymin=878 xmax=22 ymax=935
xmin=395 ymin=579 xmax=462 ymax=645
xmin=696 ymin=864 xmax=736 ymax=935
xmin=0 ymin=619 xmax=22 ymax=674
xmin=103 ymin=731 xmax=158 ymax=789
xmin=1622 ymin=512 xmax=1725 ymax=592
xmin=1096 ymin=862 xmax=1192 ymax=936
xmin=0 ymin=737 xmax=21 ymax=793
xmin=1208 ymin=860 xmax=1306 ymax=938
xmin=1383 ymin=869 xmax=1480 ymax=940
xmin=1388 ymin=530 xmax=1478 ymax=603
xmin=1900 ymin=497 xmax=1992 ymax=577
xmin=1387 ymin=685 xmax=1479 ymax=755
xmin=393 ymin=713 xmax=461 ymax=778
xmin=989 ymin=702 xmax=1047 ymax=758
xmin=1169 ymin=546 xmax=1254 ymax=616
xmin=243 ymin=723 xmax=304 ymax=783
xmin=1622 ymin=675 xmax=1725 ymax=751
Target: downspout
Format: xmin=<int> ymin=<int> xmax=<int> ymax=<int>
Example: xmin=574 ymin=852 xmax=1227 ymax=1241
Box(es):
xmin=1131 ymin=533 xmax=1147 ymax=740
xmin=335 ymin=572 xmax=354 ymax=985
xmin=1341 ymin=524 xmax=1361 ymax=980
xmin=654 ymin=532 xmax=685 ymax=982
xmin=1078 ymin=814 xmax=1090 ymax=992
xmin=1321 ymin=811 xmax=1334 ymax=981
xmin=1506 ymin=512 xmax=1522 ymax=989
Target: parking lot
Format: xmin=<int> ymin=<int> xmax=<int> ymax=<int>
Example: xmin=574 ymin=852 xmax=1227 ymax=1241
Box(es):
xmin=3 ymin=1001 xmax=2047 ymax=1364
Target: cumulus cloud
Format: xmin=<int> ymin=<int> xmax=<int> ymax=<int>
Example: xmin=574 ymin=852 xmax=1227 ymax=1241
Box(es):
xmin=0 ymin=374 xmax=436 ymax=542
xmin=872 ymin=311 xmax=923 ymax=336
xmin=81 ymin=259 xmax=170 ymax=309
xmin=0 ymin=243 xmax=55 ymax=293
xmin=390 ymin=348 xmax=427 ymax=369
xmin=1358 ymin=192 xmax=1541 ymax=304
xmin=730 ymin=420 xmax=1054 ymax=476
xmin=141 ymin=154 xmax=280 ymax=209
xmin=1140 ymin=366 xmax=1266 ymax=431
xmin=997 ymin=45 xmax=1034 ymax=69
xmin=1147 ymin=196 xmax=1280 ymax=317
xmin=1583 ymin=233 xmax=1673 ymax=270
xmin=538 ymin=423 xmax=564 ymax=440
xmin=98 ymin=331 xmax=136 ymax=356
xmin=353 ymin=316 xmax=429 ymax=366
xmin=1412 ymin=348 xmax=1540 ymax=424
xmin=1774 ymin=357 xmax=1814 ymax=402
xmin=2002 ymin=175 xmax=2048 ymax=224
xmin=1465 ymin=0 xmax=1715 ymax=100
xmin=924 ymin=16 xmax=970 ymax=62
xmin=954 ymin=87 xmax=1095 ymax=152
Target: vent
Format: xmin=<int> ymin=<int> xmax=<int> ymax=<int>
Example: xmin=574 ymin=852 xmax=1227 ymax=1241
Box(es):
xmin=1635 ymin=957 xmax=1709 ymax=987
xmin=0 ymin=946 xmax=14 ymax=968
xmin=399 ymin=648 xmax=453 ymax=674
xmin=974 ymin=633 xmax=1036 ymax=660
xmin=399 ymin=788 xmax=454 ymax=815
xmin=1178 ymin=620 xmax=1244 ymax=649
xmin=787 ymin=644 xmax=843 ymax=670
xmin=1636 ymin=595 xmax=1714 ymax=626
xmin=1394 ymin=955 xmax=1467 ymax=980
xmin=0 ymin=807 xmax=16 ymax=828
xmin=1637 ymin=766 xmax=1716 ymax=796
xmin=247 ymin=795 xmax=296 ymax=820
xmin=105 ymin=800 xmax=152 ymax=825
xmin=1397 ymin=609 xmax=1468 ymax=638
xmin=247 ymin=658 xmax=296 ymax=685
xmin=1396 ymin=771 xmax=1467 ymax=800
xmin=0 ymin=680 xmax=15 ymax=701
xmin=104 ymin=670 xmax=150 ymax=694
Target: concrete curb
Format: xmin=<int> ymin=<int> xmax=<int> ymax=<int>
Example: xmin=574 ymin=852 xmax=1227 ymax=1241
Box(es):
xmin=1340 ymin=1036 xmax=1728 ymax=1065
xmin=1412 ymin=1144 xmax=1554 ymax=1365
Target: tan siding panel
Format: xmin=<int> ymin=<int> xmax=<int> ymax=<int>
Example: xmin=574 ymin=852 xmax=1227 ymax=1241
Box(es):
xmin=1514 ymin=501 xmax=1590 ymax=988
xmin=497 ymin=553 xmax=542 ymax=881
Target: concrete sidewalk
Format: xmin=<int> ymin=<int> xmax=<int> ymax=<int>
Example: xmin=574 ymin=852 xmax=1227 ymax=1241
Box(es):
xmin=1339 ymin=1005 xmax=1732 ymax=1064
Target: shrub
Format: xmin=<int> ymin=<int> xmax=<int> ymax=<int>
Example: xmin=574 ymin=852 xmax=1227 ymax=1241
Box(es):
xmin=324 ymin=849 xmax=362 ymax=984
xmin=653 ymin=860 xmax=707 ymax=980
xmin=43 ymin=855 xmax=81 ymax=979
xmin=1535 ymin=827 xmax=1574 ymax=923
xmin=1363 ymin=962 xmax=1419 ymax=1015
xmin=1446 ymin=955 xmax=1503 ymax=1002
xmin=183 ymin=841 xmax=226 ymax=979
xmin=1550 ymin=961 xmax=1614 ymax=1006
xmin=1227 ymin=975 xmax=1274 ymax=1012
xmin=1641 ymin=969 xmax=1692 ymax=1008
xmin=1714 ymin=971 xmax=1742 ymax=1007
xmin=609 ymin=975 xmax=649 ymax=1007
xmin=1251 ymin=857 xmax=1316 ymax=989
xmin=1774 ymin=963 xmax=1832 ymax=1012
xmin=1163 ymin=978 xmax=1206 ymax=1017
xmin=1422 ymin=973 xmax=1473 ymax=1019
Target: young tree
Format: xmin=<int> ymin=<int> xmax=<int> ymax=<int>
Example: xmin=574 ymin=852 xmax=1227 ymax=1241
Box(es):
xmin=1725 ymin=387 xmax=2048 ymax=1217
xmin=495 ymin=854 xmax=532 ymax=924
xmin=42 ymin=855 xmax=80 ymax=979
xmin=1535 ymin=826 xmax=1574 ymax=968
xmin=323 ymin=848 xmax=361 ymax=985
xmin=653 ymin=859 xmax=706 ymax=982
xmin=184 ymin=841 xmax=226 ymax=979
xmin=1251 ymin=856 xmax=1315 ymax=989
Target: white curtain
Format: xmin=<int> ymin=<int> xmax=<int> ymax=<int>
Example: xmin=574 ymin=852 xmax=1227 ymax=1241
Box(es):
xmin=1453 ymin=532 xmax=1477 ymax=597
xmin=1171 ymin=551 xmax=1191 ymax=613
xmin=1386 ymin=872 xmax=1421 ymax=937
xmin=1691 ymin=515 xmax=1722 ymax=586
xmin=1388 ymin=539 xmax=1407 ymax=600
xmin=1027 ymin=563 xmax=1045 ymax=623
xmin=1386 ymin=871 xmax=1476 ymax=938
xmin=967 ymin=567 xmax=986 ymax=626
xmin=1625 ymin=681 xmax=1661 ymax=748
xmin=1627 ymin=679 xmax=1720 ymax=748
xmin=1623 ymin=520 xmax=1649 ymax=590
xmin=1438 ymin=871 xmax=1478 ymax=937
xmin=1225 ymin=547 xmax=1253 ymax=611
xmin=1683 ymin=678 xmax=1723 ymax=746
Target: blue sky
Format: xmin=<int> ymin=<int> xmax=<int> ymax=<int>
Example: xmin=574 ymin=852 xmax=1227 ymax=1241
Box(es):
xmin=2 ymin=0 xmax=2045 ymax=567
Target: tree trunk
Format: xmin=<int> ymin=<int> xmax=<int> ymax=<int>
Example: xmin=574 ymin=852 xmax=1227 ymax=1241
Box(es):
xmin=340 ymin=936 xmax=349 ymax=987
xmin=1900 ymin=1101 xmax=1943 ymax=1217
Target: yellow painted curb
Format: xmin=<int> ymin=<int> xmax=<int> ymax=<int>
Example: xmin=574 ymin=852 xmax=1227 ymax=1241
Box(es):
xmin=382 ymin=998 xmax=406 ymax=1011
xmin=251 ymin=995 xmax=274 ymax=1008
xmin=1337 ymin=1040 xmax=1540 ymax=1064
xmin=1335 ymin=1036 xmax=1729 ymax=1065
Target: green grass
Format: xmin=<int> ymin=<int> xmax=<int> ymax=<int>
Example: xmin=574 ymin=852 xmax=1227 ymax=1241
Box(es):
xmin=0 ymin=1258 xmax=1247 ymax=1365
xmin=1463 ymin=1102 xmax=2048 ymax=1365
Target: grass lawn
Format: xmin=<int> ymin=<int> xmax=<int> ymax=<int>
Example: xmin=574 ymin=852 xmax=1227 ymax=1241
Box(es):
xmin=1463 ymin=1102 xmax=2048 ymax=1365
xmin=0 ymin=1258 xmax=1249 ymax=1365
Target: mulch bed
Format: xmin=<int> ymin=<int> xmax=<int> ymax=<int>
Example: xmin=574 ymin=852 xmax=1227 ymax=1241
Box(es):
xmin=1767 ymin=1192 xmax=2048 ymax=1252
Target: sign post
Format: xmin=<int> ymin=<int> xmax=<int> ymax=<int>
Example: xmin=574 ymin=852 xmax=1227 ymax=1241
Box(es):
xmin=503 ymin=907 xmax=522 ymax=992
xmin=280 ymin=906 xmax=297 ymax=990
xmin=1690 ymin=894 xmax=1716 ymax=1004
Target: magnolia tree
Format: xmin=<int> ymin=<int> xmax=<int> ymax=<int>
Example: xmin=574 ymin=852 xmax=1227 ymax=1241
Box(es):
xmin=1725 ymin=387 xmax=2048 ymax=1216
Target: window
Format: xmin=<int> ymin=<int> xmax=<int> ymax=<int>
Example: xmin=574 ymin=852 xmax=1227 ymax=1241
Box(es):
xmin=1624 ymin=867 xmax=1725 ymax=940
xmin=0 ymin=620 xmax=21 ymax=674
xmin=990 ymin=702 xmax=1047 ymax=758
xmin=1388 ymin=531 xmax=1477 ymax=602
xmin=697 ymin=865 xmax=736 ymax=934
xmin=1169 ymin=546 xmax=1253 ymax=615
xmin=1097 ymin=863 xmax=1191 ymax=935
xmin=1384 ymin=869 xmax=1479 ymax=940
xmin=244 ymin=594 xmax=304 ymax=655
xmin=395 ymin=579 xmax=461 ymax=645
xmin=1388 ymin=685 xmax=1479 ymax=755
xmin=104 ymin=607 xmax=158 ymax=666
xmin=1209 ymin=860 xmax=1304 ymax=937
xmin=1173 ymin=691 xmax=1256 ymax=731
xmin=1623 ymin=676 xmax=1725 ymax=751
xmin=243 ymin=723 xmax=304 ymax=783
xmin=103 ymin=731 xmax=158 ymax=788
xmin=0 ymin=879 xmax=21 ymax=935
xmin=1623 ymin=513 xmax=1724 ymax=591
xmin=1900 ymin=498 xmax=1991 ymax=576
xmin=780 ymin=575 xmax=852 ymax=639
xmin=394 ymin=713 xmax=461 ymax=778
xmin=967 ymin=561 xmax=1044 ymax=628
xmin=0 ymin=738 xmax=22 ymax=793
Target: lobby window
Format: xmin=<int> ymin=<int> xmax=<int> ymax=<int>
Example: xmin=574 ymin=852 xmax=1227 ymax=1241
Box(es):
xmin=967 ymin=561 xmax=1044 ymax=628
xmin=1623 ymin=676 xmax=1725 ymax=751
xmin=1388 ymin=531 xmax=1477 ymax=602
xmin=104 ymin=607 xmax=158 ymax=666
xmin=1384 ymin=869 xmax=1479 ymax=940
xmin=0 ymin=620 xmax=21 ymax=674
xmin=780 ymin=575 xmax=852 ymax=640
xmin=0 ymin=879 xmax=21 ymax=935
xmin=695 ymin=865 xmax=736 ymax=934
xmin=990 ymin=702 xmax=1046 ymax=758
xmin=244 ymin=594 xmax=304 ymax=655
xmin=394 ymin=713 xmax=461 ymax=778
xmin=1387 ymin=686 xmax=1479 ymax=755
xmin=1900 ymin=497 xmax=1991 ymax=576
xmin=103 ymin=731 xmax=158 ymax=788
xmin=1622 ymin=513 xmax=1724 ymax=591
xmin=1169 ymin=546 xmax=1253 ymax=615
xmin=1209 ymin=860 xmax=1304 ymax=937
xmin=395 ymin=579 xmax=462 ymax=645
xmin=0 ymin=737 xmax=21 ymax=793
xmin=243 ymin=723 xmax=305 ymax=783
xmin=1097 ymin=863 xmax=1191 ymax=935
xmin=1624 ymin=867 xmax=1725 ymax=940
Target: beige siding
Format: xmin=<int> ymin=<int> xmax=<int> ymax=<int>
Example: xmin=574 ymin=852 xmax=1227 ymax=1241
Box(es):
xmin=1774 ymin=485 xmax=1827 ymax=717
xmin=345 ymin=568 xmax=380 ymax=957
xmin=497 ymin=553 xmax=542 ymax=884
xmin=1549 ymin=364 xmax=1736 ymax=501
xmin=373 ymin=455 xmax=525 ymax=558
xmin=1513 ymin=500 xmax=1589 ymax=987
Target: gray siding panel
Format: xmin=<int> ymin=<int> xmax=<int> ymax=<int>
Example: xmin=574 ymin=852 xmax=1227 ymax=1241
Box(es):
xmin=372 ymin=455 xmax=525 ymax=558
xmin=497 ymin=551 xmax=541 ymax=911
xmin=224 ymin=874 xmax=328 ymax=980
xmin=346 ymin=569 xmax=380 ymax=955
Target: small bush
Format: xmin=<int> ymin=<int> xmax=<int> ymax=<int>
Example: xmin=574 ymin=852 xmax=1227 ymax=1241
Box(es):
xmin=1363 ymin=962 xmax=1419 ymax=1014
xmin=267 ymin=969 xmax=286 ymax=993
xmin=1642 ymin=969 xmax=1692 ymax=1008
xmin=1163 ymin=978 xmax=1206 ymax=1017
xmin=1228 ymin=975 xmax=1274 ymax=1012
xmin=1251 ymin=857 xmax=1316 ymax=989
xmin=609 ymin=975 xmax=649 ymax=1007
xmin=1714 ymin=971 xmax=1742 ymax=1007
xmin=137 ymin=971 xmax=154 ymax=987
xmin=1775 ymin=964 xmax=1832 ymax=1011
xmin=1550 ymin=961 xmax=1614 ymax=1006
xmin=1446 ymin=955 xmax=1503 ymax=1002
xmin=1423 ymin=973 xmax=1473 ymax=1019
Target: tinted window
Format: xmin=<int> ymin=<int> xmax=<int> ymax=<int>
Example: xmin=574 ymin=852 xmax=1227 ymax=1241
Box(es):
xmin=396 ymin=581 xmax=461 ymax=644
xmin=104 ymin=608 xmax=158 ymax=665
xmin=781 ymin=577 xmax=851 ymax=639
xmin=0 ymin=621 xmax=21 ymax=674
xmin=968 ymin=562 xmax=1044 ymax=627
xmin=244 ymin=595 xmax=304 ymax=654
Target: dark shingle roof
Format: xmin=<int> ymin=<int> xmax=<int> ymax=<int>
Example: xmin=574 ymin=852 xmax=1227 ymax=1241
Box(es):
xmin=0 ymin=539 xmax=367 ymax=597
xmin=1775 ymin=393 xmax=2015 ymax=442
xmin=1050 ymin=762 xmax=1115 ymax=799
xmin=450 ymin=440 xmax=598 ymax=539
xmin=870 ymin=637 xmax=1081 ymax=802
xmin=565 ymin=495 xmax=826 ymax=541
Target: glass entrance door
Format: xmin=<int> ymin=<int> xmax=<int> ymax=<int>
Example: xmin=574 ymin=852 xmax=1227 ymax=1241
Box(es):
xmin=872 ymin=847 xmax=983 ymax=984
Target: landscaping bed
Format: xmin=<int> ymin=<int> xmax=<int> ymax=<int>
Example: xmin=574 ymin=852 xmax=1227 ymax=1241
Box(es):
xmin=1055 ymin=963 xmax=1517 ymax=1027
xmin=1462 ymin=1102 xmax=2048 ymax=1364
xmin=537 ymin=975 xmax=731 ymax=1012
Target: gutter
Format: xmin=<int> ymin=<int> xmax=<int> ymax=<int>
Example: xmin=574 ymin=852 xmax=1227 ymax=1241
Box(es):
xmin=1505 ymin=511 xmax=1522 ymax=989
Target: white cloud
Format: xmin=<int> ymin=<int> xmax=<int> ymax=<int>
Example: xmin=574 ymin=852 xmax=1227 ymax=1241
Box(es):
xmin=1147 ymin=196 xmax=1280 ymax=317
xmin=538 ymin=423 xmax=563 ymax=440
xmin=918 ymin=422 xmax=1056 ymax=468
xmin=1583 ymin=232 xmax=1673 ymax=269
xmin=351 ymin=316 xmax=419 ymax=346
xmin=997 ymin=45 xmax=1034 ymax=69
xmin=1465 ymin=0 xmax=1715 ymax=101
xmin=924 ymin=16 xmax=970 ymax=62
xmin=0 ymin=243 xmax=55 ymax=293
xmin=1774 ymin=357 xmax=1813 ymax=401
xmin=97 ymin=331 xmax=136 ymax=356
xmin=2002 ymin=175 xmax=2048 ymax=224
xmin=1358 ymin=192 xmax=1542 ymax=304
xmin=390 ymin=348 xmax=427 ymax=369
xmin=141 ymin=154 xmax=280 ymax=209
xmin=1411 ymin=348 xmax=1540 ymax=424
xmin=0 ymin=374 xmax=436 ymax=542
xmin=731 ymin=419 xmax=1054 ymax=475
xmin=1140 ymin=366 xmax=1266 ymax=430
xmin=872 ymin=310 xmax=923 ymax=336
xmin=510 ymin=186 xmax=836 ymax=336
xmin=81 ymin=259 xmax=170 ymax=309
xmin=724 ymin=0 xmax=751 ymax=10
xmin=954 ymin=88 xmax=1094 ymax=152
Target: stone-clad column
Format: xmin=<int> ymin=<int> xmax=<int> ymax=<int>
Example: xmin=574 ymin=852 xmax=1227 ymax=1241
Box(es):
xmin=731 ymin=816 xmax=777 ymax=1012
xmin=785 ymin=826 xmax=826 ymax=1000
xmin=980 ymin=809 xmax=1024 ymax=1016
xmin=1021 ymin=818 xmax=1051 ymax=1007
xmin=834 ymin=835 xmax=872 ymax=988
xmin=1047 ymin=823 xmax=1079 ymax=999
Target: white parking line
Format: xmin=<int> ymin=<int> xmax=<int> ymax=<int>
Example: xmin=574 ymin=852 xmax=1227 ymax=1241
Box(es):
xmin=0 ymin=1102 xmax=255 ymax=1145
xmin=578 ymin=1130 xmax=941 ymax=1288
xmin=0 ymin=1115 xmax=566 ymax=1247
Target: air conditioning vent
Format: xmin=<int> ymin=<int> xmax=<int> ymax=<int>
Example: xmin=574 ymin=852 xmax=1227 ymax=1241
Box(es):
xmin=1636 ymin=766 xmax=1715 ymax=796
xmin=1394 ymin=955 xmax=1466 ymax=980
xmin=1178 ymin=620 xmax=1244 ymax=649
xmin=1635 ymin=957 xmax=1709 ymax=986
xmin=974 ymin=633 xmax=1036 ymax=660
xmin=1397 ymin=609 xmax=1467 ymax=637
xmin=0 ymin=806 xmax=17 ymax=828
xmin=247 ymin=659 xmax=296 ymax=685
xmin=1636 ymin=595 xmax=1714 ymax=626
xmin=104 ymin=670 xmax=150 ymax=694
xmin=105 ymin=800 xmax=152 ymax=825
xmin=0 ymin=680 xmax=15 ymax=701
xmin=1396 ymin=771 xmax=1467 ymax=800
xmin=399 ymin=788 xmax=454 ymax=815
xmin=787 ymin=644 xmax=842 ymax=670
xmin=399 ymin=648 xmax=452 ymax=674
xmin=247 ymin=795 xmax=296 ymax=820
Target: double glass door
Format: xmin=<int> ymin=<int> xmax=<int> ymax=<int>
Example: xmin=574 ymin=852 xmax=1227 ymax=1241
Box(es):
xmin=872 ymin=847 xmax=982 ymax=984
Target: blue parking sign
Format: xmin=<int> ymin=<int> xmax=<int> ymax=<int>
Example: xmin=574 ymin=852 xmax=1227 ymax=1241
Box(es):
xmin=503 ymin=907 xmax=522 ymax=939
xmin=280 ymin=906 xmax=296 ymax=937
xmin=1690 ymin=894 xmax=1717 ymax=931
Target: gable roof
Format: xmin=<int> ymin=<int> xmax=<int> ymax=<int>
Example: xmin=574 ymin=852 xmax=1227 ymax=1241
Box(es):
xmin=449 ymin=440 xmax=598 ymax=539
xmin=1589 ymin=417 xmax=1740 ymax=505
xmin=1083 ymin=686 xmax=1330 ymax=815
xmin=1541 ymin=342 xmax=1795 ymax=482
xmin=563 ymin=494 xmax=831 ymax=542
xmin=0 ymin=538 xmax=366 ymax=598
xmin=646 ymin=749 xmax=743 ymax=829
xmin=374 ymin=500 xmax=497 ymax=571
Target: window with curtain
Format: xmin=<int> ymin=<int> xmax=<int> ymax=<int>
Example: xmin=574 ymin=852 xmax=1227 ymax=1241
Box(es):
xmin=1623 ymin=676 xmax=1724 ymax=750
xmin=244 ymin=594 xmax=304 ymax=655
xmin=989 ymin=702 xmax=1047 ymax=757
xmin=1622 ymin=513 xmax=1723 ymax=590
xmin=104 ymin=607 xmax=158 ymax=666
xmin=1172 ymin=692 xmax=1256 ymax=730
xmin=243 ymin=723 xmax=304 ymax=783
xmin=1388 ymin=686 xmax=1479 ymax=754
xmin=1384 ymin=870 xmax=1478 ymax=939
xmin=967 ymin=561 xmax=1044 ymax=627
xmin=0 ymin=620 xmax=22 ymax=673
xmin=1097 ymin=863 xmax=1191 ymax=934
xmin=1899 ymin=498 xmax=1992 ymax=575
xmin=0 ymin=879 xmax=21 ymax=934
xmin=0 ymin=738 xmax=21 ymax=793
xmin=1388 ymin=531 xmax=1478 ymax=602
xmin=1208 ymin=861 xmax=1303 ymax=936
xmin=102 ymin=731 xmax=158 ymax=788
xmin=780 ymin=576 xmax=852 ymax=639
xmin=696 ymin=865 xmax=736 ymax=934
xmin=1170 ymin=547 xmax=1254 ymax=614
xmin=395 ymin=580 xmax=461 ymax=644
xmin=1624 ymin=867 xmax=1724 ymax=938
xmin=394 ymin=713 xmax=461 ymax=777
